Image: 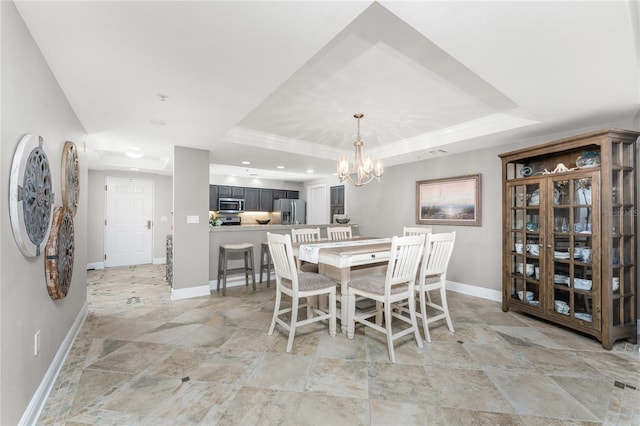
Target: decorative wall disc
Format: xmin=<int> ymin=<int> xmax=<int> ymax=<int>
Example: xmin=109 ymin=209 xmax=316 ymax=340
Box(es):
xmin=10 ymin=134 xmax=54 ymax=257
xmin=61 ymin=141 xmax=79 ymax=216
xmin=45 ymin=207 xmax=75 ymax=299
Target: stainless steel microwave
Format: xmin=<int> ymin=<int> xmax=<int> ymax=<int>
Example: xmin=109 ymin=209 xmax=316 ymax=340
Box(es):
xmin=218 ymin=198 xmax=245 ymax=213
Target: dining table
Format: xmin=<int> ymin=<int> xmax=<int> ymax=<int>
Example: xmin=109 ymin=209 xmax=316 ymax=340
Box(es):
xmin=293 ymin=236 xmax=392 ymax=336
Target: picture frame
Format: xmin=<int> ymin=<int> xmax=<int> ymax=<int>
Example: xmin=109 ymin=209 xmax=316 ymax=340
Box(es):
xmin=416 ymin=174 xmax=481 ymax=226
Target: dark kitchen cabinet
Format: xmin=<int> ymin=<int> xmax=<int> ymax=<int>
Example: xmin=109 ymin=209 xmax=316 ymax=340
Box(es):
xmin=330 ymin=185 xmax=345 ymax=222
xmin=209 ymin=185 xmax=219 ymax=211
xmin=245 ymin=188 xmax=274 ymax=212
xmin=244 ymin=188 xmax=259 ymax=211
xmin=259 ymin=189 xmax=274 ymax=211
xmin=219 ymin=186 xmax=245 ymax=199
xmin=273 ymin=190 xmax=299 ymax=199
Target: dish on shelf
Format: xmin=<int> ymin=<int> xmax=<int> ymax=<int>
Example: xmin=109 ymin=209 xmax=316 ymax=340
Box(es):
xmin=576 ymin=151 xmax=600 ymax=168
xmin=554 ymin=251 xmax=570 ymax=259
xmin=574 ymin=312 xmax=592 ymax=322
xmin=554 ymin=300 xmax=570 ymax=315
xmin=517 ymin=290 xmax=534 ymax=302
xmin=256 ymin=219 xmax=271 ymax=225
xmin=528 ymin=300 xmax=540 ymax=306
xmin=529 ymin=189 xmax=539 ymax=205
xmin=573 ymin=278 xmax=592 ymax=291
xmin=554 ymin=274 xmax=569 ymax=285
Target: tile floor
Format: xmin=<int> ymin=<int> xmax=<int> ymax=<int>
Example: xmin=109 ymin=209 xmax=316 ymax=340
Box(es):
xmin=39 ymin=264 xmax=639 ymax=425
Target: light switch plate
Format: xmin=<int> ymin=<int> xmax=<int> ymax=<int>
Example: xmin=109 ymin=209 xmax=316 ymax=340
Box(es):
xmin=186 ymin=215 xmax=199 ymax=224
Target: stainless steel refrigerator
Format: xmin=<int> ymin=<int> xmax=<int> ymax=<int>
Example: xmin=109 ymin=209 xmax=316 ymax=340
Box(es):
xmin=273 ymin=199 xmax=306 ymax=224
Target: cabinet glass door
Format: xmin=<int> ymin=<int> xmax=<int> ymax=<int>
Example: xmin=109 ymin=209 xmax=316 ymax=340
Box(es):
xmin=610 ymin=141 xmax=635 ymax=327
xmin=550 ymin=174 xmax=599 ymax=329
xmin=507 ymin=181 xmax=542 ymax=309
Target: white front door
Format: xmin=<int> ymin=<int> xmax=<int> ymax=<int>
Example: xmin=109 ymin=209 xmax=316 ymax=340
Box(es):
xmin=307 ymin=184 xmax=328 ymax=225
xmin=105 ymin=177 xmax=153 ymax=267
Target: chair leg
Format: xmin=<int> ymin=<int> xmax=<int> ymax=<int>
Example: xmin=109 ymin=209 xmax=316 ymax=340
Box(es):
xmin=217 ymin=249 xmax=223 ymax=293
xmin=244 ymin=252 xmax=249 ymax=287
xmin=329 ymin=292 xmax=336 ymax=337
xmin=222 ymin=251 xmax=228 ymax=296
xmin=419 ymin=290 xmax=431 ymax=343
xmin=375 ymin=301 xmax=383 ymax=325
xmin=408 ymin=294 xmax=423 ymax=349
xmin=266 ymin=254 xmax=271 ymax=287
xmin=269 ymin=289 xmax=281 ymax=335
xmin=249 ymin=249 xmax=256 ymax=291
xmin=287 ymin=297 xmax=299 ymax=352
xmin=347 ymin=292 xmax=356 ymax=339
xmin=384 ymin=301 xmax=395 ymax=363
xmin=259 ymin=247 xmax=265 ymax=283
xmin=307 ymin=295 xmax=315 ymax=319
xmin=440 ymin=286 xmax=454 ymax=332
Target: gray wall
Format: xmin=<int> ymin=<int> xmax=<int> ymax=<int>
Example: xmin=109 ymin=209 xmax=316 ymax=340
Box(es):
xmin=87 ymin=170 xmax=173 ymax=266
xmin=173 ymin=146 xmax=209 ymax=292
xmin=1 ymin=2 xmax=88 ymax=424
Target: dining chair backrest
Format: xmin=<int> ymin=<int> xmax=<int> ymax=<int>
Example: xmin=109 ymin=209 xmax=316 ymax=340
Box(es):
xmin=267 ymin=232 xmax=298 ymax=290
xmin=385 ymin=234 xmax=425 ymax=297
xmin=420 ymin=232 xmax=456 ymax=278
xmin=291 ymin=227 xmax=321 ymax=243
xmin=403 ymin=226 xmax=432 ymax=238
xmin=327 ymin=226 xmax=352 ymax=240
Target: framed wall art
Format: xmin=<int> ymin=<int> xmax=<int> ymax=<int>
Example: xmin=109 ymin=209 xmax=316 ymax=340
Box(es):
xmin=416 ymin=174 xmax=481 ymax=226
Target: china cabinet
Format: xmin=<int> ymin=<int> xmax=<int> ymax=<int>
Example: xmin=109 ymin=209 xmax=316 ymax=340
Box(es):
xmin=499 ymin=129 xmax=639 ymax=349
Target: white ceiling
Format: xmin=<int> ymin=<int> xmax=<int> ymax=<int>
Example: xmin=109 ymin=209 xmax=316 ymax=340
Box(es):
xmin=15 ymin=1 xmax=640 ymax=182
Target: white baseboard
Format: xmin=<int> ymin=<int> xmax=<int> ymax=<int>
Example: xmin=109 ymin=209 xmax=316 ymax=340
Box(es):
xmin=152 ymin=257 xmax=166 ymax=265
xmin=171 ymin=284 xmax=211 ymax=300
xmin=86 ymin=262 xmax=104 ymax=270
xmin=446 ymin=280 xmax=502 ymax=303
xmin=209 ymin=273 xmax=273 ymax=291
xmin=19 ymin=302 xmax=88 ymax=426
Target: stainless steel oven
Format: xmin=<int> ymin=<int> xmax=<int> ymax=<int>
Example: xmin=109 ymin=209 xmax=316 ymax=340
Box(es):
xmin=218 ymin=198 xmax=245 ymax=213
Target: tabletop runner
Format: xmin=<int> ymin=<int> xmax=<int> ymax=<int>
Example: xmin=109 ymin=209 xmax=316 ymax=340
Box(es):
xmin=299 ymin=238 xmax=392 ymax=264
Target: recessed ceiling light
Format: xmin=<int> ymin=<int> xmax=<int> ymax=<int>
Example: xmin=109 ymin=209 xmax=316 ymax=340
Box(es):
xmin=307 ymin=169 xmax=314 ymax=173
xmin=241 ymin=161 xmax=250 ymax=165
xmin=277 ymin=165 xmax=284 ymax=169
xmin=128 ymin=145 xmax=141 ymax=151
xmin=149 ymin=119 xmax=166 ymax=126
xmin=125 ymin=152 xmax=144 ymax=159
xmin=130 ymin=168 xmax=139 ymax=171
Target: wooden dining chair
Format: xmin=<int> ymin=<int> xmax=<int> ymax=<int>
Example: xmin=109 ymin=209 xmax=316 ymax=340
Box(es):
xmin=291 ymin=227 xmax=321 ymax=272
xmin=267 ymin=232 xmax=337 ymax=352
xmin=346 ymin=234 xmax=425 ymax=363
xmin=291 ymin=227 xmax=321 ymax=243
xmin=403 ymin=226 xmax=432 ymax=237
xmin=327 ymin=226 xmax=352 ymax=240
xmin=415 ymin=232 xmax=456 ymax=342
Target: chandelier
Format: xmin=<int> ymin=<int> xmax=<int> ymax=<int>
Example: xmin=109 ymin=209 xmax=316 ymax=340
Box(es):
xmin=337 ymin=113 xmax=383 ymax=186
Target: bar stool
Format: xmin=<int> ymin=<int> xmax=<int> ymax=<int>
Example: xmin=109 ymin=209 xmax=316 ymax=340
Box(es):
xmin=217 ymin=243 xmax=255 ymax=296
xmin=260 ymin=241 xmax=273 ymax=287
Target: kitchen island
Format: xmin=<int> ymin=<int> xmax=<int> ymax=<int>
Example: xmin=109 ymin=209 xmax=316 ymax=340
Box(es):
xmin=209 ymin=224 xmax=359 ymax=288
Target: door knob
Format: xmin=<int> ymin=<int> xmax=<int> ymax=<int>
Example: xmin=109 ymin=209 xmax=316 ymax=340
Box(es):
xmin=147 ymin=220 xmax=152 ymax=230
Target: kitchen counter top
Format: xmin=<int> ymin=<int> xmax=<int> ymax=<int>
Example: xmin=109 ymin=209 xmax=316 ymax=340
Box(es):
xmin=210 ymin=223 xmax=357 ymax=232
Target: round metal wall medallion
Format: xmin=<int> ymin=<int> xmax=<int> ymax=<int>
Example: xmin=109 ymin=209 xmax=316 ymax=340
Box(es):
xmin=45 ymin=207 xmax=75 ymax=299
xmin=61 ymin=141 xmax=79 ymax=216
xmin=10 ymin=134 xmax=54 ymax=257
